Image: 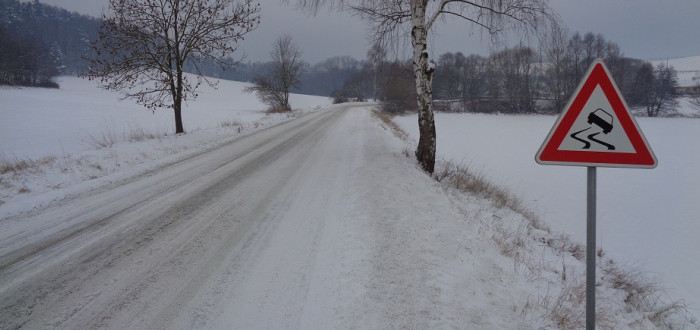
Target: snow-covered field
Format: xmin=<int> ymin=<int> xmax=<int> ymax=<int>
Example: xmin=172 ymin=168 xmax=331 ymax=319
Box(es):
xmin=394 ymin=110 xmax=700 ymax=321
xmin=652 ymin=55 xmax=700 ymax=95
xmin=1 ymin=75 xmax=330 ymax=160
xmin=1 ymin=76 xmax=698 ymax=328
xmin=0 ymin=76 xmax=331 ymax=210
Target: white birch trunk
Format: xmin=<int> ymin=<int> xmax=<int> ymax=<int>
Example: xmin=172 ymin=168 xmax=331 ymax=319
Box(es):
xmin=411 ymin=0 xmax=436 ymax=173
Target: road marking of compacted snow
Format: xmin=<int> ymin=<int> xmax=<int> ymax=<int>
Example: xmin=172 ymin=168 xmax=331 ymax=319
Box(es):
xmin=1 ymin=104 xmax=541 ymax=329
xmin=0 ymin=105 xmax=368 ymax=329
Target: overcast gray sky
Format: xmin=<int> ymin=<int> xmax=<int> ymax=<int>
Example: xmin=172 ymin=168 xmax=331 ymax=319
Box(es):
xmin=36 ymin=0 xmax=700 ymax=63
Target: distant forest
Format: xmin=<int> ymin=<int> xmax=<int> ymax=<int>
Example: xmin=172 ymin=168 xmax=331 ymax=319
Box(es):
xmin=0 ymin=0 xmax=682 ymax=115
xmin=0 ymin=0 xmax=100 ymax=87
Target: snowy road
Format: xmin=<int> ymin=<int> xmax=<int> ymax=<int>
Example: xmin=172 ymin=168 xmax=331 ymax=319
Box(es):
xmin=0 ymin=105 xmax=396 ymax=329
xmin=3 ymin=104 xmax=685 ymax=329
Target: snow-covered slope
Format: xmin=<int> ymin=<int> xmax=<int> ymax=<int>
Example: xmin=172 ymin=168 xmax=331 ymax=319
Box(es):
xmin=0 ymin=75 xmax=330 ymax=159
xmin=653 ymin=55 xmax=700 ymax=71
xmin=0 ymin=76 xmax=331 ymax=210
xmin=652 ymin=55 xmax=700 ymax=88
xmin=395 ymin=113 xmax=700 ymax=323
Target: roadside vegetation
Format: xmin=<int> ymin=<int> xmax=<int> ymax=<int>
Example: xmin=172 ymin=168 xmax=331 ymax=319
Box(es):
xmin=435 ymin=158 xmax=695 ymax=328
xmin=0 ymin=108 xmax=307 ymax=202
xmin=3 ymin=0 xmax=688 ymax=117
xmin=245 ymin=35 xmax=305 ymax=112
xmin=374 ymin=109 xmax=697 ymax=329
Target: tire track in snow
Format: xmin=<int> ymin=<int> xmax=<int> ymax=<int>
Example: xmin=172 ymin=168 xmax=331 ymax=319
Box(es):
xmin=0 ymin=106 xmax=350 ymax=329
xmin=0 ymin=111 xmax=328 ymax=274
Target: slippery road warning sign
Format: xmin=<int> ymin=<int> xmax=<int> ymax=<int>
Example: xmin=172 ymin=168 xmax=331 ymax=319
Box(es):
xmin=535 ymin=60 xmax=658 ymax=330
xmin=536 ymin=60 xmax=657 ymax=168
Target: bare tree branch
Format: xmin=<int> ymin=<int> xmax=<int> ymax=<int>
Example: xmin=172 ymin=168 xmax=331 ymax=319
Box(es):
xmin=246 ymin=35 xmax=305 ymax=112
xmin=290 ymin=0 xmax=555 ymax=173
xmin=88 ymin=0 xmax=260 ymax=133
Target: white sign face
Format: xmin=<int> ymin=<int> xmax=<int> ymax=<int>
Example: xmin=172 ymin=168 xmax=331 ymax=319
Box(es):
xmin=557 ymin=85 xmax=636 ymax=153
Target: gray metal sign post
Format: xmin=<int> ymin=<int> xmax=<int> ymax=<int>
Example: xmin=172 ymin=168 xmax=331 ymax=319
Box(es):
xmin=586 ymin=167 xmax=596 ymax=330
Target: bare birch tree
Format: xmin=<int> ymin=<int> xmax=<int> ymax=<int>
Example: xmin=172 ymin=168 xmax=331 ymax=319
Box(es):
xmin=290 ymin=0 xmax=554 ymax=173
xmin=88 ymin=0 xmax=260 ymax=134
xmin=246 ymin=35 xmax=304 ymax=112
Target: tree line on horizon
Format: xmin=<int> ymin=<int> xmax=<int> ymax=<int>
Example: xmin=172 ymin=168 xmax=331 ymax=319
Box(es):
xmin=192 ymin=40 xmax=681 ymax=118
xmin=429 ymin=30 xmax=680 ymax=117
xmin=0 ymin=0 xmax=685 ymax=118
xmin=0 ymin=0 xmax=100 ymax=87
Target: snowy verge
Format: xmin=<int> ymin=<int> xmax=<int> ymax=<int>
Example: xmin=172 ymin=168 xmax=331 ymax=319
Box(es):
xmin=0 ymin=104 xmax=357 ymax=219
xmin=377 ymin=111 xmax=698 ymax=329
xmin=0 ymin=75 xmax=333 ymax=217
xmin=394 ymin=111 xmax=700 ymax=322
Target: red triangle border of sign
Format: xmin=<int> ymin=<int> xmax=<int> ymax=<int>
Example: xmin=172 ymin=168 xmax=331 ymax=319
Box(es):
xmin=536 ymin=61 xmax=657 ymax=168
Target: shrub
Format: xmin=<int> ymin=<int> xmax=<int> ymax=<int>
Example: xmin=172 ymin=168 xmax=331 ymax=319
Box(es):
xmin=331 ymin=90 xmax=348 ymax=104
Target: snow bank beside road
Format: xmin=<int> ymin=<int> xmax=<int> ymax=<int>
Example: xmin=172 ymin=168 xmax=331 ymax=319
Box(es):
xmin=395 ymin=112 xmax=700 ymax=322
xmin=0 ymin=76 xmax=331 ymax=214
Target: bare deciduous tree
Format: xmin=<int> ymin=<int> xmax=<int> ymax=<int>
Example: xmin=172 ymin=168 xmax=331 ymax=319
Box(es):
xmin=367 ymin=41 xmax=387 ymax=101
xmin=290 ymin=0 xmax=554 ymax=173
xmin=648 ymin=63 xmax=679 ymax=117
xmin=540 ymin=21 xmax=569 ymax=112
xmin=690 ymin=83 xmax=700 ymax=111
xmin=246 ymin=35 xmax=305 ymax=112
xmin=631 ymin=62 xmax=679 ymax=117
xmin=490 ymin=45 xmax=536 ymax=113
xmin=88 ymin=0 xmax=260 ymax=134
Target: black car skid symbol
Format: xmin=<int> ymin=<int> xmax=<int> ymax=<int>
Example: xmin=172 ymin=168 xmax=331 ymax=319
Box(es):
xmin=587 ymin=108 xmax=613 ymax=134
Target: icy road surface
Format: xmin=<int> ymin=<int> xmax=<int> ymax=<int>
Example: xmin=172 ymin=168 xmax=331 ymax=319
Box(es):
xmin=4 ymin=105 xmax=507 ymax=329
xmin=2 ymin=104 xmax=685 ymax=329
xmin=0 ymin=105 xmax=365 ymax=329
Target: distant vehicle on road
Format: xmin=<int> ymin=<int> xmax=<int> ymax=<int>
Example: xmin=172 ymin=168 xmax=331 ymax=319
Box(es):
xmin=588 ymin=108 xmax=613 ymax=134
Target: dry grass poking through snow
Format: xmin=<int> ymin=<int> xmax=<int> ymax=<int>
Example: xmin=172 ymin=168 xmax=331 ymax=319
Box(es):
xmin=1 ymin=154 xmax=56 ymax=175
xmin=433 ymin=160 xmax=546 ymax=232
xmin=1 ymin=155 xmax=60 ymax=193
xmin=432 ymin=159 xmax=697 ymax=329
xmin=601 ymin=260 xmax=695 ymax=327
xmin=0 ymin=125 xmax=167 ymax=197
xmin=376 ymin=110 xmax=698 ymax=329
xmin=371 ymin=110 xmax=410 ymax=141
xmin=0 ymin=109 xmax=315 ymax=207
xmin=82 ymin=124 xmax=165 ymax=149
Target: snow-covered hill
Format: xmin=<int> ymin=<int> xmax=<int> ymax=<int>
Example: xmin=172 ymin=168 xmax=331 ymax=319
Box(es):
xmin=0 ymin=76 xmax=330 ymax=211
xmin=652 ymin=55 xmax=700 ymax=88
xmin=1 ymin=75 xmax=331 ymax=159
xmin=395 ymin=112 xmax=700 ymax=324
